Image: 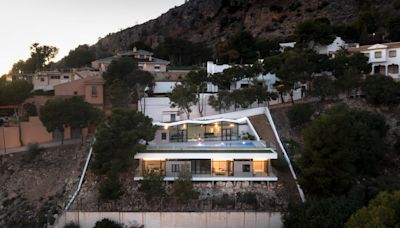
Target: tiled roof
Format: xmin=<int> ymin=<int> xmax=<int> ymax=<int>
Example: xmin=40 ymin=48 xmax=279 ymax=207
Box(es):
xmin=348 ymin=42 xmax=400 ymax=52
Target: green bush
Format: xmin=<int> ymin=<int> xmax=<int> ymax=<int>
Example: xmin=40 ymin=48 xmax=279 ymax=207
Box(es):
xmin=138 ymin=170 xmax=166 ymax=200
xmin=93 ymin=218 xmax=123 ymax=228
xmin=98 ymin=173 xmax=123 ymax=200
xmin=346 ymin=191 xmax=400 ymax=228
xmin=23 ymin=143 xmax=42 ymax=162
xmin=284 ymin=196 xmax=363 ymax=228
xmin=172 ymin=164 xmax=198 ymax=203
xmin=287 ymin=103 xmax=316 ymax=128
xmin=64 ymin=222 xmax=80 ymax=228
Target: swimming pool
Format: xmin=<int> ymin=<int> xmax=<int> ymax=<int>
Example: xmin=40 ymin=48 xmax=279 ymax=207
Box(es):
xmin=194 ymin=141 xmax=255 ymax=147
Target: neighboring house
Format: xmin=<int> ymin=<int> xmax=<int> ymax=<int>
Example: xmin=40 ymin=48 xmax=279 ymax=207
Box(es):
xmin=32 ymin=69 xmax=102 ymax=91
xmin=280 ymin=37 xmax=359 ymax=57
xmin=91 ymin=47 xmax=170 ymax=73
xmin=134 ymin=115 xmax=278 ymax=182
xmin=33 ymin=71 xmax=73 ymax=91
xmin=279 ymin=42 xmax=296 ymax=52
xmin=348 ymin=42 xmax=400 ymax=80
xmin=54 ymin=76 xmax=105 ymax=110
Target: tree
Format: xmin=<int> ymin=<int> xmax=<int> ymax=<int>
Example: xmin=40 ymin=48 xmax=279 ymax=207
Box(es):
xmin=0 ymin=80 xmax=33 ymax=106
xmin=104 ymin=58 xmax=154 ymax=108
xmin=284 ymin=196 xmax=363 ymax=228
xmin=208 ymin=90 xmax=232 ymax=113
xmin=64 ymin=44 xmax=96 ymax=68
xmin=138 ymin=170 xmax=166 ymax=201
xmin=169 ymin=84 xmax=197 ymax=119
xmin=40 ymin=97 xmax=103 ymax=145
xmin=346 ymin=191 xmax=400 ymax=228
xmin=299 ymin=105 xmax=388 ymax=197
xmin=153 ymin=37 xmax=212 ymax=66
xmin=64 ymin=96 xmax=104 ymax=143
xmin=11 ymin=43 xmax=58 ymax=73
xmin=39 ymin=98 xmax=69 ymax=144
xmin=312 ymin=76 xmax=338 ymax=101
xmin=98 ymin=172 xmax=123 ymax=200
xmin=184 ymin=70 xmax=208 ymax=117
xmin=107 ymin=80 xmax=129 ymax=108
xmin=362 ymin=75 xmax=400 ymax=107
xmin=287 ymin=103 xmax=316 ymax=128
xmin=91 ymin=108 xmax=156 ymax=175
xmin=172 ymin=164 xmax=198 ymax=203
xmin=294 ymin=18 xmax=336 ymax=47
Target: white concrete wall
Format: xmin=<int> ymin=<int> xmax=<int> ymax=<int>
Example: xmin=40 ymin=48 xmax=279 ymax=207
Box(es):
xmin=55 ymin=211 xmax=283 ymax=228
xmin=361 ymin=46 xmax=400 ymax=79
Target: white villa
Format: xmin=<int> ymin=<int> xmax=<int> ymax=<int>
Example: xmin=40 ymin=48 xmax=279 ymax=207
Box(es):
xmin=133 ymin=113 xmax=278 ymax=182
xmin=348 ymin=42 xmax=400 ymax=80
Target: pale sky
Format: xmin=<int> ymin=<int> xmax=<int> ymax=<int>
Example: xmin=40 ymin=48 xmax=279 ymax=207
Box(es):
xmin=0 ymin=0 xmax=185 ymax=75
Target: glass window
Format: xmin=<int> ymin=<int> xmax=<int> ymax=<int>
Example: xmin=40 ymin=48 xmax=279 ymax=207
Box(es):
xmin=374 ymin=51 xmax=382 ymax=58
xmin=171 ymin=164 xmax=180 ymax=172
xmin=63 ymin=75 xmax=69 ymax=79
xmin=91 ymin=86 xmax=97 ymax=97
xmin=389 ymin=50 xmax=397 ymax=58
xmin=388 ymin=64 xmax=399 ymax=74
xmin=154 ymin=65 xmax=161 ymax=70
xmin=242 ymin=164 xmax=251 ymax=172
xmin=40 ymin=78 xmax=45 ymax=82
xmin=161 ymin=132 xmax=167 ymax=140
xmin=170 ymin=114 xmax=176 ymax=122
xmin=50 ymin=76 xmax=60 ymax=79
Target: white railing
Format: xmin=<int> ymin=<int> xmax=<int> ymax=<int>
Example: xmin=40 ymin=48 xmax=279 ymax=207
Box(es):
xmin=264 ymin=107 xmax=306 ymax=202
xmin=64 ymin=139 xmax=94 ymax=211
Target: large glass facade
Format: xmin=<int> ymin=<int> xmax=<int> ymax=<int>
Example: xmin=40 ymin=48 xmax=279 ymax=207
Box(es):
xmin=169 ymin=122 xmax=239 ymax=142
xmin=191 ymin=159 xmax=211 ymax=175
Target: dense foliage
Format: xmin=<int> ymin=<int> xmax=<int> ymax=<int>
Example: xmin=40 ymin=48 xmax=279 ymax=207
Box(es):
xmin=346 ymin=191 xmax=400 ymax=228
xmin=0 ymin=80 xmax=33 ymax=106
xmin=91 ymin=108 xmax=156 ymax=175
xmin=93 ymin=219 xmax=123 ymax=228
xmin=138 ymin=170 xmax=166 ymax=200
xmin=287 ymin=103 xmax=316 ymax=128
xmin=299 ymin=104 xmax=388 ymax=197
xmin=154 ymin=37 xmax=212 ymax=66
xmin=63 ymin=44 xmax=96 ymax=68
xmin=172 ymin=164 xmax=198 ymax=202
xmin=10 ymin=43 xmax=58 ymax=74
xmin=284 ymin=196 xmax=363 ymax=228
xmin=362 ymin=75 xmax=400 ymax=107
xmin=40 ymin=96 xmax=103 ymax=144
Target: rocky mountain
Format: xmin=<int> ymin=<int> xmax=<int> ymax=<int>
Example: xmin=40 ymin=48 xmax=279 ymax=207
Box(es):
xmin=92 ymin=0 xmax=398 ymax=58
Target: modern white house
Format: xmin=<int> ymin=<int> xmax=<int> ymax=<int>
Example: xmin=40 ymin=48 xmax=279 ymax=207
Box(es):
xmin=133 ymin=114 xmax=278 ymax=182
xmin=139 ymin=62 xmax=304 ymax=122
xmin=348 ymin=42 xmax=400 ymax=80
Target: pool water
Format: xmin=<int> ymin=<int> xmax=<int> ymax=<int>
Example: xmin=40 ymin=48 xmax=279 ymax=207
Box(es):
xmin=195 ymin=141 xmax=255 ymax=147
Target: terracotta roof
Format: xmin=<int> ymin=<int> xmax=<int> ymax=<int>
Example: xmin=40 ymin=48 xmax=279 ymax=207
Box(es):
xmin=348 ymin=42 xmax=400 ymax=52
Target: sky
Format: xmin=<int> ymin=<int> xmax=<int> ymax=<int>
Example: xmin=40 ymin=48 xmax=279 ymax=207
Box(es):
xmin=0 ymin=0 xmax=185 ymax=75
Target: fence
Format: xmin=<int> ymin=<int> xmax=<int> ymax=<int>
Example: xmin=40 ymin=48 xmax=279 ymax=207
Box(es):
xmin=54 ymin=211 xmax=282 ymax=228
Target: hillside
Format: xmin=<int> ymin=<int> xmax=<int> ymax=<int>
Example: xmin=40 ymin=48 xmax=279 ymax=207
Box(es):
xmin=92 ymin=0 xmax=361 ymax=57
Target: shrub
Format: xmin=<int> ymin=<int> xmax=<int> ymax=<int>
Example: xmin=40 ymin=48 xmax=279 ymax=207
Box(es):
xmin=172 ymin=164 xmax=198 ymax=203
xmin=64 ymin=222 xmax=80 ymax=228
xmin=93 ymin=218 xmax=123 ymax=228
xmin=284 ymin=196 xmax=363 ymax=228
xmin=287 ymin=103 xmax=316 ymax=128
xmin=138 ymin=170 xmax=166 ymax=200
xmin=23 ymin=143 xmax=42 ymax=162
xmin=361 ymin=75 xmax=400 ymax=107
xmin=98 ymin=173 xmax=123 ymax=200
xmin=346 ymin=191 xmax=400 ymax=228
